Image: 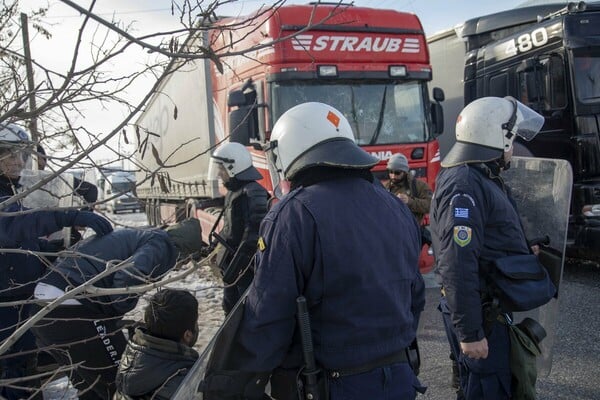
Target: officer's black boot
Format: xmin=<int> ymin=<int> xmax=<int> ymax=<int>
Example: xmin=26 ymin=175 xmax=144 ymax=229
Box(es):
xmin=450 ymin=352 xmax=459 ymax=389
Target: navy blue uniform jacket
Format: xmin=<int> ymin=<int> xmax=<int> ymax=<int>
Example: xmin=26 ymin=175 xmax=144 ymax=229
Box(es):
xmin=0 ymin=187 xmax=97 ymax=299
xmin=430 ymin=165 xmax=530 ymax=342
xmin=42 ymin=229 xmax=177 ymax=317
xmin=235 ymin=176 xmax=425 ymax=371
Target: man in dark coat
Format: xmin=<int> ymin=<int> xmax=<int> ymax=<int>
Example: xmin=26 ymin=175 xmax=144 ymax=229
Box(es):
xmin=202 ymin=103 xmax=425 ymax=400
xmin=385 ymin=152 xmax=433 ymax=224
xmin=115 ymin=289 xmax=200 ymax=400
xmin=0 ymin=123 xmax=113 ymax=400
xmin=30 ymin=218 xmax=203 ymax=400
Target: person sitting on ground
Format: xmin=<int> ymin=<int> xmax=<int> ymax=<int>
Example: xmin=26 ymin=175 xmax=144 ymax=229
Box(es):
xmin=30 ymin=218 xmax=204 ymax=400
xmin=114 ymin=289 xmax=200 ymax=400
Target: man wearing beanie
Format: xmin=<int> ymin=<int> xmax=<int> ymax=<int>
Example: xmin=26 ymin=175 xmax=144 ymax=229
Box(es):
xmin=115 ymin=289 xmax=200 ymax=400
xmin=385 ymin=153 xmax=433 ymax=224
xmin=30 ymin=218 xmax=203 ymax=400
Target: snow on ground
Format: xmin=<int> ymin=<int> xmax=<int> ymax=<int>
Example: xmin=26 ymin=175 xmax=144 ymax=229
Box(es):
xmin=43 ymin=211 xmax=225 ymax=399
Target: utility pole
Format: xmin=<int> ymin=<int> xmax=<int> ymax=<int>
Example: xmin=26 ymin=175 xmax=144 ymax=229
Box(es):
xmin=20 ymin=13 xmax=39 ymax=145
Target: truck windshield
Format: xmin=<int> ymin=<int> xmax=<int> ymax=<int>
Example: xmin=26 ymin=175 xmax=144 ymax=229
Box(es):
xmin=271 ymin=81 xmax=429 ymax=145
xmin=111 ymin=182 xmax=134 ymax=193
xmin=573 ymin=52 xmax=600 ymax=104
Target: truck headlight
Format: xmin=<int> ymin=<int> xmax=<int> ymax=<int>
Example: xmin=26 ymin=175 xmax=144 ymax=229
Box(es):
xmin=317 ymin=65 xmax=337 ymax=77
xmin=389 ymin=65 xmax=407 ymax=77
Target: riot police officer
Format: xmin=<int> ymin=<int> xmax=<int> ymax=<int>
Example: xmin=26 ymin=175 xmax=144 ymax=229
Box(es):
xmin=0 ymin=123 xmax=113 ymax=400
xmin=209 ymin=142 xmax=268 ymax=315
xmin=203 ymin=102 xmax=426 ymax=399
xmin=429 ymin=97 xmax=545 ymax=399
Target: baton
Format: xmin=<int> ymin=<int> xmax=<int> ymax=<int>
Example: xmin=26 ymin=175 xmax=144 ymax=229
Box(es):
xmin=296 ymin=296 xmax=324 ymax=400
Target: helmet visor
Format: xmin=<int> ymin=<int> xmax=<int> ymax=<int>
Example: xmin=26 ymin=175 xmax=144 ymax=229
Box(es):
xmin=514 ymin=100 xmax=545 ymax=141
xmin=0 ymin=144 xmax=31 ymax=178
xmin=265 ymin=141 xmax=289 ymax=199
xmin=208 ymin=157 xmax=228 ymax=183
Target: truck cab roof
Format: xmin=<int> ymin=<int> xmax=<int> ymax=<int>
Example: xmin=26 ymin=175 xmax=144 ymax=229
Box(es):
xmin=458 ymin=2 xmax=600 ymax=49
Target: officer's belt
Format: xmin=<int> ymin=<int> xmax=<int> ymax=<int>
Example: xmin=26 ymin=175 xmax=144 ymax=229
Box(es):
xmin=328 ymin=349 xmax=408 ymax=378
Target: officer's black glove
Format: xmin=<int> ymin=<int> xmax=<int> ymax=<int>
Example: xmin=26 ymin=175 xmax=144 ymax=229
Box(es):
xmin=421 ymin=226 xmax=432 ymax=247
xmin=70 ymin=211 xmax=113 ymax=237
xmin=70 ymin=228 xmax=83 ymax=245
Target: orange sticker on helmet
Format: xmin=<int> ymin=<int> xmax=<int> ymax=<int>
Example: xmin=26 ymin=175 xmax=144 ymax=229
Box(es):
xmin=327 ymin=111 xmax=340 ymax=128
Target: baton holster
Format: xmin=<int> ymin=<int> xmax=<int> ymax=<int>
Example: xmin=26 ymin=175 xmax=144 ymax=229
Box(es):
xmin=297 ymin=367 xmax=329 ymax=400
xmin=406 ymin=339 xmax=421 ymax=376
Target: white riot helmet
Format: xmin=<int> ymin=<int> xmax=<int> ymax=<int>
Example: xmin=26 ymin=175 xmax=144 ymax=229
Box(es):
xmin=441 ymin=96 xmax=544 ymax=167
xmin=209 ymin=142 xmax=262 ymax=181
xmin=0 ymin=123 xmax=33 ymax=177
xmin=267 ymin=102 xmax=378 ymax=181
xmin=0 ymin=123 xmax=30 ymax=144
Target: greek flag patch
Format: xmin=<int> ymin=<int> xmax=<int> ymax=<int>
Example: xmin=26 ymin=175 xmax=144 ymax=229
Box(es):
xmin=454 ymin=207 xmax=469 ymax=218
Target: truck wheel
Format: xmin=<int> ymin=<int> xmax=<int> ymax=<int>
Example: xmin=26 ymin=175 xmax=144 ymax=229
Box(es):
xmin=145 ymin=202 xmax=154 ymax=225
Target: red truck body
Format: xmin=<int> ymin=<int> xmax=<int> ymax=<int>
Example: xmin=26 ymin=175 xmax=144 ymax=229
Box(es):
xmin=135 ymin=3 xmax=443 ymax=273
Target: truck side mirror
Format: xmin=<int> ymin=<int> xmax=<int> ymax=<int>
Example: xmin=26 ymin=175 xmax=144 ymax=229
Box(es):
xmin=431 ymin=102 xmax=444 ymax=136
xmin=517 ymin=59 xmax=544 ymax=107
xmin=228 ymin=90 xmax=246 ymax=107
xmin=433 ymin=87 xmax=445 ymax=102
xmin=229 ymin=107 xmax=253 ymax=145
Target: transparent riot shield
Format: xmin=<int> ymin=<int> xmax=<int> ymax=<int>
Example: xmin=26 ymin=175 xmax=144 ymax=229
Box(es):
xmin=502 ymin=156 xmax=572 ymax=376
xmin=173 ymin=290 xmax=248 ymax=400
xmin=19 ymin=169 xmax=82 ymax=246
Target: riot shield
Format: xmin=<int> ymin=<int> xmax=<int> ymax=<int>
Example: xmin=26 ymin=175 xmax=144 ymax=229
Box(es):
xmin=19 ymin=169 xmax=82 ymax=245
xmin=502 ymin=156 xmax=572 ymax=376
xmin=19 ymin=169 xmax=81 ymax=208
xmin=172 ymin=290 xmax=247 ymax=400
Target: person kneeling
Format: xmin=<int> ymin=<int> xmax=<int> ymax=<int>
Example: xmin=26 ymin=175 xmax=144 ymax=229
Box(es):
xmin=115 ymin=289 xmax=200 ymax=400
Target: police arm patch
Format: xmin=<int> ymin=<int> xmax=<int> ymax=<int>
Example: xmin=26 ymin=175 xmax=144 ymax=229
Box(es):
xmin=257 ymin=236 xmax=267 ymax=251
xmin=453 ymin=225 xmax=472 ymax=247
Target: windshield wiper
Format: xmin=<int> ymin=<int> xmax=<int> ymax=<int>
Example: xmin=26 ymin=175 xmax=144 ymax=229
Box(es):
xmin=369 ymin=86 xmax=388 ymax=145
xmin=350 ymin=87 xmax=360 ymax=141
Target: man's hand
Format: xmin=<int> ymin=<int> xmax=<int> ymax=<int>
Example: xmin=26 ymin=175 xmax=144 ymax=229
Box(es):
xmin=460 ymin=338 xmax=488 ymax=359
xmin=397 ymin=193 xmax=409 ymax=204
xmin=72 ymin=211 xmax=113 ymax=237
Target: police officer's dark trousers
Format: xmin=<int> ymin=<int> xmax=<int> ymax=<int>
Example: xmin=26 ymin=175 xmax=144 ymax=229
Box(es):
xmin=439 ymin=296 xmax=511 ymax=400
xmin=30 ymin=303 xmax=127 ymax=400
xmin=0 ymin=302 xmax=43 ymax=400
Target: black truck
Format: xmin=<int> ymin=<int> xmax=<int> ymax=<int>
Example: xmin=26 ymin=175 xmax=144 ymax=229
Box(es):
xmin=428 ymin=2 xmax=600 ymax=263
